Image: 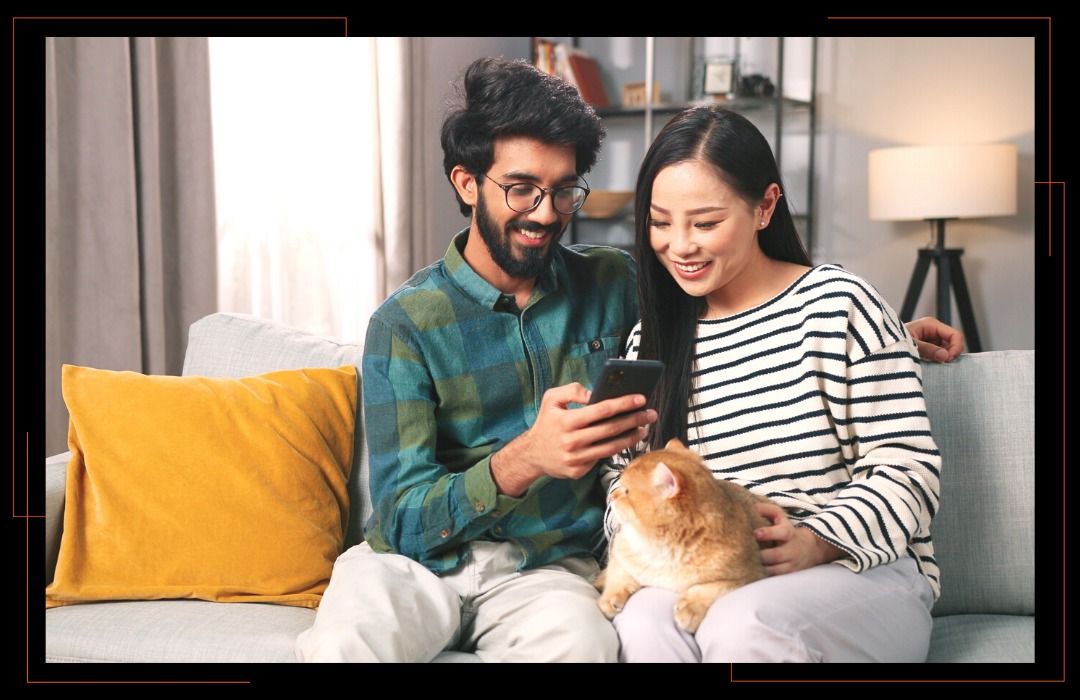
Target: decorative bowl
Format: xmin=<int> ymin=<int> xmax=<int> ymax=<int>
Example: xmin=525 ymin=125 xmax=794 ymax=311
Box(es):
xmin=579 ymin=190 xmax=634 ymax=219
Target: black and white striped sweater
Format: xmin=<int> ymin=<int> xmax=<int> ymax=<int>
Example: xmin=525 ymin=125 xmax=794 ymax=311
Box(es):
xmin=603 ymin=264 xmax=941 ymax=599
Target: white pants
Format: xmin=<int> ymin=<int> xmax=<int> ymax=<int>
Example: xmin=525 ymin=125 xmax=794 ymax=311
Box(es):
xmin=613 ymin=557 xmax=934 ymax=662
xmin=295 ymin=541 xmax=619 ymax=662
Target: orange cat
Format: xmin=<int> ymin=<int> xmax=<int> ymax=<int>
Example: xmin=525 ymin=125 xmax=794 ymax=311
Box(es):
xmin=596 ymin=438 xmax=773 ymax=633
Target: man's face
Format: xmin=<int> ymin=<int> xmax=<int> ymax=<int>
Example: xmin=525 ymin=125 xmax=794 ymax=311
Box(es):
xmin=473 ymin=137 xmax=579 ymax=280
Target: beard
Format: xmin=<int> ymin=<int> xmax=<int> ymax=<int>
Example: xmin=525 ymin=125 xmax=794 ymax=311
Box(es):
xmin=475 ymin=188 xmax=564 ymax=280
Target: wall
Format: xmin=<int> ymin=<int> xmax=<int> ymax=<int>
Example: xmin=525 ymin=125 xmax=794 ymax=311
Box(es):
xmin=814 ymin=37 xmax=1034 ymax=350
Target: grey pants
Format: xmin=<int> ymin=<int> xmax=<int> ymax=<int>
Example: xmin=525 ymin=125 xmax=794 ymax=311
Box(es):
xmin=613 ymin=557 xmax=934 ymax=662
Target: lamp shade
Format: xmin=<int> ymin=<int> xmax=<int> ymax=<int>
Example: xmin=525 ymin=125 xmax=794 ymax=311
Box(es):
xmin=868 ymin=144 xmax=1017 ymax=221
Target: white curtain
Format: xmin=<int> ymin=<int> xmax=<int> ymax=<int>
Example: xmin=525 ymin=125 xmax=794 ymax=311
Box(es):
xmin=209 ymin=37 xmax=418 ymax=344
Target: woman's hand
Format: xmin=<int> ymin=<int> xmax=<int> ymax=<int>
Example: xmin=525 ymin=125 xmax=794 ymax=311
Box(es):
xmin=905 ymin=316 xmax=964 ymax=362
xmin=754 ymin=502 xmax=845 ymax=576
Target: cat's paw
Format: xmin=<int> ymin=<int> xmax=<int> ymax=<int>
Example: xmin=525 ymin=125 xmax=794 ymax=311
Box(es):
xmin=597 ymin=591 xmax=629 ymax=620
xmin=593 ymin=570 xmax=607 ymax=591
xmin=673 ymin=598 xmax=709 ymax=633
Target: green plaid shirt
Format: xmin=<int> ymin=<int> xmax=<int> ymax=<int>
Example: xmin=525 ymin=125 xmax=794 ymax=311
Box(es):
xmin=363 ymin=230 xmax=638 ymax=574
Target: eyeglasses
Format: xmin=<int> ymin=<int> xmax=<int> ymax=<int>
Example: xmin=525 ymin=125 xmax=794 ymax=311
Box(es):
xmin=483 ymin=174 xmax=591 ymax=215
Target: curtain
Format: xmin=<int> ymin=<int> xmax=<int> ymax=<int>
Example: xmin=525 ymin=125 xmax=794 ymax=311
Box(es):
xmin=45 ymin=37 xmax=217 ymax=455
xmin=210 ymin=36 xmax=419 ymax=344
xmin=375 ymin=37 xmax=428 ymax=298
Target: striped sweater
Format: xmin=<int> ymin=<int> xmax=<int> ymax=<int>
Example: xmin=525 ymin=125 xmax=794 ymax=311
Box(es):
xmin=603 ymin=264 xmax=941 ymax=599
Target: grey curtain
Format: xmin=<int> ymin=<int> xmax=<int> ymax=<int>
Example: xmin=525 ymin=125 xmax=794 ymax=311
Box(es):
xmin=45 ymin=37 xmax=217 ymax=455
xmin=375 ymin=36 xmax=428 ymax=298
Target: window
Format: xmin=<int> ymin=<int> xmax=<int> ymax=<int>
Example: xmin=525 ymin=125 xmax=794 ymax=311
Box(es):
xmin=208 ymin=37 xmax=377 ymax=342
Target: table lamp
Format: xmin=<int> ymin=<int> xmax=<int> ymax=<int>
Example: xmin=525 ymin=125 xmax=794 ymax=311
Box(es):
xmin=868 ymin=143 xmax=1017 ymax=353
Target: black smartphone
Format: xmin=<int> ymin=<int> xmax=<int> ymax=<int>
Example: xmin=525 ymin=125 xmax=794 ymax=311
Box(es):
xmin=587 ymin=359 xmax=664 ymax=406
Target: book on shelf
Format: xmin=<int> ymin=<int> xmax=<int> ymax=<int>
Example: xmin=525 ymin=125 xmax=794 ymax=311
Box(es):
xmin=532 ymin=39 xmax=609 ymax=109
xmin=566 ymin=50 xmax=610 ymax=108
xmin=532 ymin=38 xmax=555 ymax=76
xmin=552 ymin=43 xmax=579 ymax=91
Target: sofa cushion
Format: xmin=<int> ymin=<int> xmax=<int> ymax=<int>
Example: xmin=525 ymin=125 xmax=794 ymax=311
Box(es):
xmin=921 ymin=351 xmax=1034 ymax=616
xmin=182 ymin=312 xmax=371 ymax=547
xmin=46 ymin=600 xmax=315 ymax=662
xmin=926 ymin=614 xmax=1034 ymax=663
xmin=45 ymin=600 xmax=482 ymax=663
xmin=46 ymin=364 xmax=357 ymax=609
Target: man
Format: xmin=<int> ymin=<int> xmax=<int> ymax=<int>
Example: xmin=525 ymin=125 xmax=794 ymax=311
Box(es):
xmin=295 ymin=57 xmax=963 ymax=663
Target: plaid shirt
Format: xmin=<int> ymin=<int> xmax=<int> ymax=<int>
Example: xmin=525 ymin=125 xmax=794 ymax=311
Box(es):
xmin=363 ymin=230 xmax=638 ymax=574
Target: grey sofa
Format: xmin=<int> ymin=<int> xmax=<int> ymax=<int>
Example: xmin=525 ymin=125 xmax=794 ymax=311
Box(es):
xmin=44 ymin=312 xmax=1034 ymax=663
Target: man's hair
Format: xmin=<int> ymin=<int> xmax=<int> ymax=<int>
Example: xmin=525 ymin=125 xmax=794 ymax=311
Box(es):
xmin=441 ymin=56 xmax=606 ymax=217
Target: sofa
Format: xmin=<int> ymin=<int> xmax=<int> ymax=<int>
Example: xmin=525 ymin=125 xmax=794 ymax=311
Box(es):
xmin=44 ymin=312 xmax=1034 ymax=663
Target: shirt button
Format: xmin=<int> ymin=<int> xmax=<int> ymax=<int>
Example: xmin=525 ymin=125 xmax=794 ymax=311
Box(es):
xmin=493 ymin=526 xmax=503 ymax=535
xmin=474 ymin=501 xmax=486 ymax=513
xmin=439 ymin=529 xmax=450 ymax=538
xmin=589 ymin=339 xmax=602 ymax=351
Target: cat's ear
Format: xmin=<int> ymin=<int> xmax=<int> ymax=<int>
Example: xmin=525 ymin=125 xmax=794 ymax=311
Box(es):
xmin=664 ymin=438 xmax=688 ymax=452
xmin=652 ymin=461 xmax=682 ymax=499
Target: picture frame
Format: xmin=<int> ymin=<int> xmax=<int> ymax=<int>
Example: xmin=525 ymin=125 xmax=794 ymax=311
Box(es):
xmin=703 ymin=59 xmax=735 ymax=95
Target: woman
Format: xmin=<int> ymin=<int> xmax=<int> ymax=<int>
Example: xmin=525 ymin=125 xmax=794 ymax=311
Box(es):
xmin=604 ymin=106 xmax=940 ymax=662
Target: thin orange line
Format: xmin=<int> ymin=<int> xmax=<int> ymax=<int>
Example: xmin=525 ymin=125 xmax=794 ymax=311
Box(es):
xmin=25 ymin=484 xmax=28 ymax=681
xmin=828 ymin=15 xmax=1051 ymax=19
xmin=1035 ymin=183 xmax=1065 ymax=257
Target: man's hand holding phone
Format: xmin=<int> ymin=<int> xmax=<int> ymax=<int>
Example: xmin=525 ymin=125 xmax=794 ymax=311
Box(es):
xmin=490 ymin=360 xmax=663 ymax=496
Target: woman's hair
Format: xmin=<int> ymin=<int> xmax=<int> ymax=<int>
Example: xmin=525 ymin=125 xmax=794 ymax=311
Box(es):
xmin=441 ymin=57 xmax=606 ymax=217
xmin=634 ymin=105 xmax=811 ymax=449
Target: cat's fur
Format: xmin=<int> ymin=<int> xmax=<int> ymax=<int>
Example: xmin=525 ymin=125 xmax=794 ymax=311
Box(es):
xmin=596 ymin=438 xmax=774 ymax=633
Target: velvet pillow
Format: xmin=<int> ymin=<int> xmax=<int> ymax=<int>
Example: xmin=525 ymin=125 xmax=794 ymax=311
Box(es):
xmin=45 ymin=364 xmax=357 ymax=609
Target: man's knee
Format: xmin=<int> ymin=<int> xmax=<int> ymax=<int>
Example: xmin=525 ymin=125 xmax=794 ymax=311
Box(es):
xmin=296 ymin=544 xmax=462 ymax=662
xmin=493 ymin=590 xmax=619 ymax=662
xmin=562 ymin=607 xmax=620 ymax=662
xmin=541 ymin=591 xmax=619 ymax=661
xmin=295 ymin=623 xmax=378 ymax=662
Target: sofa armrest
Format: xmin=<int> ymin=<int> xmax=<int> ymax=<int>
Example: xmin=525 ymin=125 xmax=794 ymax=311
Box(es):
xmin=45 ymin=452 xmax=69 ymax=584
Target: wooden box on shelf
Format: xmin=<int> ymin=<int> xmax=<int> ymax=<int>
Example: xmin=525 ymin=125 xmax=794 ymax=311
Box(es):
xmin=622 ymin=82 xmax=660 ymax=107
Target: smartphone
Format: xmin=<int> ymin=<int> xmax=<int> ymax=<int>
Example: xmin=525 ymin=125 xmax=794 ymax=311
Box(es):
xmin=587 ymin=359 xmax=664 ymax=406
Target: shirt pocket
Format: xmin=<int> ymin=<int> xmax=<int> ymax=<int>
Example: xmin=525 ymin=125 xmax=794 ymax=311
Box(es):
xmin=558 ymin=334 xmax=623 ymax=389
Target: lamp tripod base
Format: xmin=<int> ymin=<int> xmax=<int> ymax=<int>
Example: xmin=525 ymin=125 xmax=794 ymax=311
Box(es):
xmin=898 ymin=220 xmax=982 ymax=353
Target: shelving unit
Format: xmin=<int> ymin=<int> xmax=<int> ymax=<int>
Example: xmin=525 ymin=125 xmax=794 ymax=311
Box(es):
xmin=535 ymin=37 xmax=818 ymax=259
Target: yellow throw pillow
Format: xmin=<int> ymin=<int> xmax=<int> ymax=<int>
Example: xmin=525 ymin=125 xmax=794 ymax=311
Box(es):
xmin=46 ymin=364 xmax=357 ymax=609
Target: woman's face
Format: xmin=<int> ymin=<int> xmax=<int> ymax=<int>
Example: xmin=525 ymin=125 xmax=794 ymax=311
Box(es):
xmin=648 ymin=160 xmax=767 ymax=304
